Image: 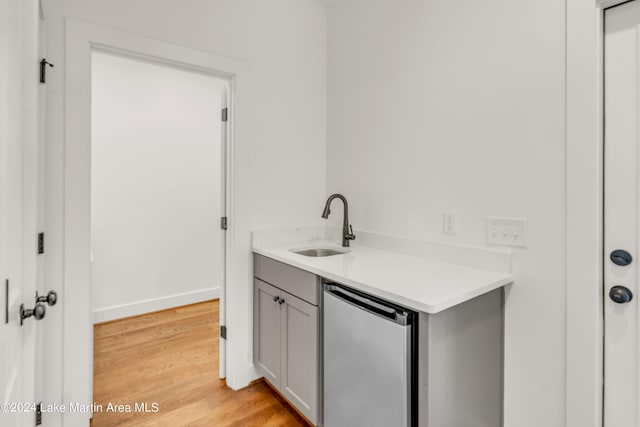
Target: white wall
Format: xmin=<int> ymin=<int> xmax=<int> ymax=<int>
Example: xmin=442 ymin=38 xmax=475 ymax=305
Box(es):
xmin=90 ymin=51 xmax=223 ymax=322
xmin=43 ymin=0 xmax=327 ymax=403
xmin=326 ymin=1 xmax=566 ymax=426
xmin=42 ymin=1 xmax=580 ymax=425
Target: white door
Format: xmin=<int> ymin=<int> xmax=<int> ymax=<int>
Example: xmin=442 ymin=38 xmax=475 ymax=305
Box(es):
xmin=0 ymin=0 xmax=43 ymax=426
xmin=605 ymin=2 xmax=640 ymax=426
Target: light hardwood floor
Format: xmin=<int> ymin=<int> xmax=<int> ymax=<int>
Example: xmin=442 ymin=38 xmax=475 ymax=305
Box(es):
xmin=92 ymin=300 xmax=307 ymax=426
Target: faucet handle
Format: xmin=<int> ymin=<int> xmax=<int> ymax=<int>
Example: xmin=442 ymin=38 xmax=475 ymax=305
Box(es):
xmin=346 ymin=225 xmax=356 ymax=241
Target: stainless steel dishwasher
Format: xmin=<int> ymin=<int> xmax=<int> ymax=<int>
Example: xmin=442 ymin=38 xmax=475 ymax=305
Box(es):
xmin=323 ymin=282 xmax=418 ymax=427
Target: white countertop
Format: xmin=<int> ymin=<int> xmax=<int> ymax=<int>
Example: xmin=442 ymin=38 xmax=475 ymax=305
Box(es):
xmin=253 ymin=239 xmax=514 ymax=314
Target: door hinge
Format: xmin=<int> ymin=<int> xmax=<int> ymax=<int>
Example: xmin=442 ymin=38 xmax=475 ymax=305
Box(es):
xmin=221 ymin=107 xmax=228 ymax=122
xmin=37 ymin=232 xmax=44 ymax=254
xmin=220 ymin=217 xmax=228 ymax=230
xmin=220 ymin=325 xmax=227 ymax=339
xmin=35 ymin=402 xmax=42 ymax=425
xmin=5 ymin=279 xmax=9 ymax=324
xmin=39 ymin=59 xmax=54 ymax=84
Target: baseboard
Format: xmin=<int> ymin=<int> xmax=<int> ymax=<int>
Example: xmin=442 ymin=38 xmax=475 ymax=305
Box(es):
xmin=93 ymin=287 xmax=220 ymax=323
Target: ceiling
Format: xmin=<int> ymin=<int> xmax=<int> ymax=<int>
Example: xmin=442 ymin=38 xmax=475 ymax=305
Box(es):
xmin=313 ymin=0 xmax=343 ymax=6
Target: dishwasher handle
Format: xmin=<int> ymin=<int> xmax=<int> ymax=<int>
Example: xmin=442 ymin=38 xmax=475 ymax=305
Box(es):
xmin=324 ymin=284 xmax=411 ymax=325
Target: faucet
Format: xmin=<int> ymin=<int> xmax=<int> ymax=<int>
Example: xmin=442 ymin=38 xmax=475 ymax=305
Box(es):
xmin=321 ymin=193 xmax=356 ymax=247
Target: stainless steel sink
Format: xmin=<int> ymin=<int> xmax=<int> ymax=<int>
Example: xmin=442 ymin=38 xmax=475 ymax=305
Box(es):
xmin=291 ymin=247 xmax=350 ymax=257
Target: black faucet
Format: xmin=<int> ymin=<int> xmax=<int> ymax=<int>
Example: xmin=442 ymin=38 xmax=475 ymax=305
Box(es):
xmin=321 ymin=193 xmax=356 ymax=247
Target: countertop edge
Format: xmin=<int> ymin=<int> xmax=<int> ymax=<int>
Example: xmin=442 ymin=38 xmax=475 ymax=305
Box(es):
xmin=252 ymin=247 xmax=514 ymax=314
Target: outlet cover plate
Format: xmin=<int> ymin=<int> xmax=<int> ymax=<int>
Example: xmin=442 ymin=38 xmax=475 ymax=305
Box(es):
xmin=443 ymin=212 xmax=456 ymax=236
xmin=486 ymin=217 xmax=527 ymax=248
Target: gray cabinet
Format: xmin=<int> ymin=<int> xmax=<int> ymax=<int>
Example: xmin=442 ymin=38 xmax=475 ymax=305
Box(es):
xmin=253 ymin=255 xmax=320 ymax=425
xmin=418 ymin=288 xmax=504 ymax=427
xmin=254 ymin=279 xmax=281 ymax=384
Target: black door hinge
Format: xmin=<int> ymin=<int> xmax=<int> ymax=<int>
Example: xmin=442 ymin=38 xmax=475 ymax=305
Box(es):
xmin=35 ymin=402 xmax=42 ymax=425
xmin=221 ymin=107 xmax=228 ymax=122
xmin=220 ymin=325 xmax=227 ymax=339
xmin=39 ymin=59 xmax=54 ymax=84
xmin=221 ymin=217 xmax=228 ymax=230
xmin=37 ymin=233 xmax=44 ymax=254
xmin=5 ymin=279 xmax=9 ymax=324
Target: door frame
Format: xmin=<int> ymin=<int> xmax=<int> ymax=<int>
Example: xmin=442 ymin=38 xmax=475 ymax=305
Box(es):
xmin=63 ymin=20 xmax=242 ymax=423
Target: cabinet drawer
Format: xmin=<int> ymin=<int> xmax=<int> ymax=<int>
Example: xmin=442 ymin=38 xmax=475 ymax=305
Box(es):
xmin=254 ymin=254 xmax=319 ymax=306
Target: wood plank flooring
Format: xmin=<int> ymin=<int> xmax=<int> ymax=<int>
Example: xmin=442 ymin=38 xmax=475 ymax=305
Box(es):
xmin=92 ymin=300 xmax=307 ymax=426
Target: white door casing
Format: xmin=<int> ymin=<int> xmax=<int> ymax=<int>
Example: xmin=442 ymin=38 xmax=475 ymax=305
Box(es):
xmin=36 ymin=6 xmax=64 ymax=427
xmin=604 ymin=2 xmax=640 ymax=425
xmin=1 ymin=0 xmax=41 ymax=426
xmin=220 ymin=83 xmax=229 ymax=379
xmin=64 ymin=21 xmax=243 ymax=424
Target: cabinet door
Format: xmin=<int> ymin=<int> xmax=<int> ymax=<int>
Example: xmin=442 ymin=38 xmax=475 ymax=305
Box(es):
xmin=254 ymin=279 xmax=281 ymax=385
xmin=280 ymin=291 xmax=319 ymax=423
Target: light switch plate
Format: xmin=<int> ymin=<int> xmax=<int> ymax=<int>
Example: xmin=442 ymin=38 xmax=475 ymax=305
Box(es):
xmin=486 ymin=217 xmax=527 ymax=248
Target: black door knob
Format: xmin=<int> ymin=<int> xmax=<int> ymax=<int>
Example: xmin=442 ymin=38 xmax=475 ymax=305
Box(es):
xmin=610 ymin=286 xmax=633 ymax=304
xmin=33 ymin=303 xmax=46 ymax=320
xmin=611 ymin=250 xmax=633 ymax=266
xmin=36 ymin=290 xmax=57 ymax=306
xmin=20 ymin=302 xmax=47 ymax=325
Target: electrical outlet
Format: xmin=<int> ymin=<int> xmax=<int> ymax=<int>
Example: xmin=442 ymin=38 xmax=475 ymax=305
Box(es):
xmin=486 ymin=217 xmax=527 ymax=248
xmin=443 ymin=212 xmax=456 ymax=236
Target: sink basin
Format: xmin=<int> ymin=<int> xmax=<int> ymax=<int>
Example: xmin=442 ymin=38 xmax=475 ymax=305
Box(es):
xmin=291 ymin=247 xmax=350 ymax=257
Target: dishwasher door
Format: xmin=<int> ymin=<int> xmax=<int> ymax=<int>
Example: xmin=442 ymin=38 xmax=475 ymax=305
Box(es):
xmin=323 ymin=283 xmax=416 ymax=427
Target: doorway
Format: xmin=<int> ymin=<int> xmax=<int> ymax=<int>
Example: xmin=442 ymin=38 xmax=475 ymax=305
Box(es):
xmin=89 ymin=49 xmax=229 ymax=406
xmin=90 ymin=50 xmax=226 ymax=322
